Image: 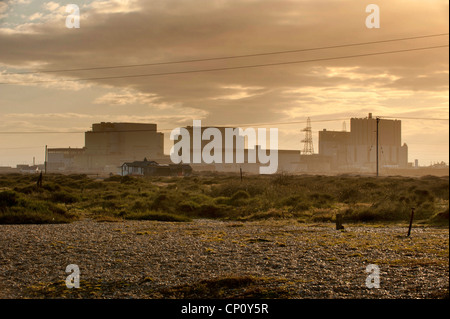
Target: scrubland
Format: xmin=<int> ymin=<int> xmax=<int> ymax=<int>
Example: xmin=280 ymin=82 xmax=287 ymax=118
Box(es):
xmin=0 ymin=173 xmax=448 ymax=225
xmin=0 ymin=173 xmax=448 ymax=299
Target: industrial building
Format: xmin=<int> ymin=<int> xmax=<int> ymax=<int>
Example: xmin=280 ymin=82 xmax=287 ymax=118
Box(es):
xmin=317 ymin=113 xmax=408 ymax=171
xmin=48 ymin=122 xmax=168 ymax=174
xmin=47 ymin=147 xmax=84 ymax=171
xmin=46 ymin=114 xmax=409 ymax=175
xmin=173 ymin=125 xmax=301 ymax=174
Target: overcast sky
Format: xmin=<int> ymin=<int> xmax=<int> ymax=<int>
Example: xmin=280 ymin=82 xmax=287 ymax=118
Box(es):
xmin=0 ymin=0 xmax=448 ymax=166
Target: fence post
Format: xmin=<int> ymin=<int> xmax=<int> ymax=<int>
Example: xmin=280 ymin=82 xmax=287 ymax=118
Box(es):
xmin=336 ymin=213 xmax=344 ymax=230
xmin=407 ymin=207 xmax=415 ymax=237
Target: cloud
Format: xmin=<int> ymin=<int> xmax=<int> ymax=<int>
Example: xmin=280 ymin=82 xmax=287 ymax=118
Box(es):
xmin=3 ymin=112 xmax=95 ymax=119
xmin=84 ymin=0 xmax=141 ymax=14
xmin=42 ymin=1 xmax=60 ymax=12
xmin=0 ymin=69 xmax=95 ymax=91
xmin=0 ymin=0 xmax=447 ymax=163
xmin=9 ymin=0 xmax=33 ymax=5
xmin=0 ymin=2 xmax=8 ymax=12
xmin=2 ymin=111 xmax=209 ymax=129
xmin=28 ymin=12 xmax=42 ymax=20
xmin=0 ymin=2 xmax=9 ymax=19
xmin=210 ymin=85 xmax=267 ymax=100
xmin=93 ymin=89 xmax=160 ymax=105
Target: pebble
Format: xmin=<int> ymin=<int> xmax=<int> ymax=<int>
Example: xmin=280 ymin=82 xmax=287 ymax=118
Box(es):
xmin=0 ymin=219 xmax=448 ymax=298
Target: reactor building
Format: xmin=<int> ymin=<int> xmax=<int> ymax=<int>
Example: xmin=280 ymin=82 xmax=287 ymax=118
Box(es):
xmin=47 ymin=122 xmax=167 ymax=173
xmin=317 ymin=113 xmax=408 ymax=171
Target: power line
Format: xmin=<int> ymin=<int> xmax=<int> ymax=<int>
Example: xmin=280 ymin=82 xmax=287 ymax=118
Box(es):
xmin=0 ymin=116 xmax=448 ymax=135
xmin=221 ymin=118 xmax=350 ymax=128
xmin=0 ymin=131 xmax=84 ymax=134
xmin=1 ymin=44 xmax=448 ymax=85
xmin=379 ymin=116 xmax=449 ymax=121
xmin=0 ymin=146 xmax=44 ymax=150
xmin=0 ymin=118 xmax=359 ymax=135
xmin=3 ymin=33 xmax=448 ymax=76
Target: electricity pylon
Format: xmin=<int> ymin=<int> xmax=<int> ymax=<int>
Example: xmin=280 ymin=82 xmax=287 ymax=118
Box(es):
xmin=302 ymin=117 xmax=314 ymax=155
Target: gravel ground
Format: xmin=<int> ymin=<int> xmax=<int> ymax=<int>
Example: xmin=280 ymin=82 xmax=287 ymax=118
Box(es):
xmin=0 ymin=219 xmax=448 ymax=299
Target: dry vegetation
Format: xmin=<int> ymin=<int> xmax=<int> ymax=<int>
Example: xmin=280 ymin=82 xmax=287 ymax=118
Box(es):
xmin=0 ymin=172 xmax=448 ymax=299
xmin=0 ymin=172 xmax=448 ymax=225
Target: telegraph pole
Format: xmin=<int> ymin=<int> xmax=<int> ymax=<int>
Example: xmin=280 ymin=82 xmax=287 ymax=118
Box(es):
xmin=376 ymin=117 xmax=380 ymax=177
xmin=44 ymin=145 xmax=48 ymax=174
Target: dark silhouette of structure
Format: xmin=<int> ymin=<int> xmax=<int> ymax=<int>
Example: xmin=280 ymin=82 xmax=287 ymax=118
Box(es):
xmin=302 ymin=117 xmax=314 ymax=155
xmin=120 ymin=158 xmax=192 ymax=176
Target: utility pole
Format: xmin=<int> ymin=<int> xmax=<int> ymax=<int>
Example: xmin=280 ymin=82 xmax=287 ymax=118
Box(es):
xmin=44 ymin=145 xmax=48 ymax=174
xmin=407 ymin=207 xmax=415 ymax=237
xmin=376 ymin=117 xmax=380 ymax=177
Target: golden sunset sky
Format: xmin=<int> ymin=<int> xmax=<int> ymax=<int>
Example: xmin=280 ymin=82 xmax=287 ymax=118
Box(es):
xmin=0 ymin=0 xmax=448 ymax=166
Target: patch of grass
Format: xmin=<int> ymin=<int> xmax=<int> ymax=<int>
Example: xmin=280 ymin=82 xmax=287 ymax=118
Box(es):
xmin=0 ymin=190 xmax=18 ymax=208
xmin=246 ymin=238 xmax=272 ymax=243
xmin=236 ymin=208 xmax=293 ymax=221
xmin=26 ymin=279 xmax=130 ymax=299
xmin=0 ymin=190 xmax=77 ymax=224
xmin=125 ymin=211 xmax=192 ymax=222
xmin=155 ymin=275 xmax=294 ymax=299
xmin=51 ymin=191 xmax=79 ymax=204
xmin=93 ymin=215 xmax=123 ymax=223
xmin=0 ymin=173 xmax=447 ymax=224
xmin=196 ymin=203 xmax=230 ymax=218
xmin=429 ymin=207 xmax=449 ymax=226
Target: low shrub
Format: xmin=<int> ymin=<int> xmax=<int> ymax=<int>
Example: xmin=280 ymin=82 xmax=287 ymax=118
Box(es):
xmin=0 ymin=191 xmax=18 ymax=209
xmin=177 ymin=200 xmax=201 ymax=213
xmin=430 ymin=207 xmax=449 ymax=224
xmin=0 ymin=191 xmax=76 ymax=224
xmin=125 ymin=211 xmax=191 ymax=222
xmin=280 ymin=195 xmax=310 ymax=212
xmin=228 ymin=190 xmax=251 ymax=206
xmin=197 ymin=204 xmax=230 ymax=218
xmin=51 ymin=191 xmax=79 ymax=204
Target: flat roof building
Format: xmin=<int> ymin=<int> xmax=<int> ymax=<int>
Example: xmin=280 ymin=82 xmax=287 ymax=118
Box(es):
xmin=318 ymin=113 xmax=408 ymax=172
xmin=47 ymin=122 xmax=167 ymax=174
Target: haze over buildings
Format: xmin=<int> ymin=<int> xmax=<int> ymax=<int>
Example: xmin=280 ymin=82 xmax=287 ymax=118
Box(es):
xmin=0 ymin=0 xmax=448 ymax=167
xmin=319 ymin=113 xmax=408 ymax=171
xmin=48 ymin=122 xmax=166 ymax=172
xmin=41 ymin=113 xmax=415 ymax=175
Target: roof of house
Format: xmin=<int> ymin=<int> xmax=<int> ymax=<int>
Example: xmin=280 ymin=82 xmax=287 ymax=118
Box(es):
xmin=121 ymin=158 xmax=192 ymax=169
xmin=121 ymin=158 xmax=158 ymax=168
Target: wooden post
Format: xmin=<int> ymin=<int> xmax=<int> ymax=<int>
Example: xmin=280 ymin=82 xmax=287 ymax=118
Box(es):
xmin=376 ymin=117 xmax=380 ymax=177
xmin=44 ymin=145 xmax=48 ymax=174
xmin=336 ymin=213 xmax=344 ymax=230
xmin=36 ymin=171 xmax=43 ymax=188
xmin=407 ymin=207 xmax=415 ymax=237
xmin=240 ymin=167 xmax=243 ymax=182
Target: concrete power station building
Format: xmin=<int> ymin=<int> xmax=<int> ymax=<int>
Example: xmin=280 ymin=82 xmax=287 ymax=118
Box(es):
xmin=174 ymin=125 xmax=302 ymax=174
xmin=318 ymin=113 xmax=408 ymax=171
xmin=47 ymin=114 xmax=409 ymax=175
xmin=48 ymin=122 xmax=167 ymax=173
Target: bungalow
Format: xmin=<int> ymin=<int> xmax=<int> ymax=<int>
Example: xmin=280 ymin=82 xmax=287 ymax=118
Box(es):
xmin=120 ymin=158 xmax=192 ymax=177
